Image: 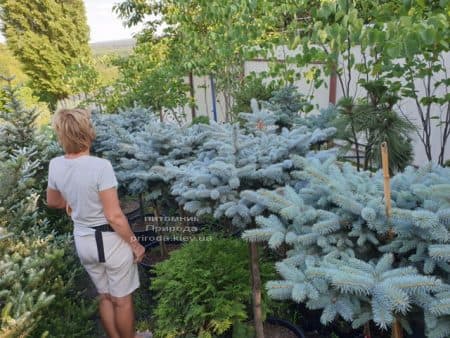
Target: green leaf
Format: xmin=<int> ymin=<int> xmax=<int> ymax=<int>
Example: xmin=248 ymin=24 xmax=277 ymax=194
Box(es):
xmin=318 ymin=30 xmax=328 ymax=43
xmin=404 ymin=33 xmax=420 ymax=57
xmin=419 ymin=28 xmax=436 ymax=45
xmin=386 ymin=45 xmax=401 ymax=58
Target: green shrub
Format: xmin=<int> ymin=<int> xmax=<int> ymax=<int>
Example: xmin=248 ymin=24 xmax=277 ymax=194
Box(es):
xmin=230 ymin=320 xmax=256 ymax=338
xmin=150 ymin=237 xmax=275 ymax=338
xmin=0 ymin=74 xmax=98 ymax=337
xmin=190 ymin=115 xmax=210 ymax=125
xmin=231 ymin=74 xmax=279 ymax=119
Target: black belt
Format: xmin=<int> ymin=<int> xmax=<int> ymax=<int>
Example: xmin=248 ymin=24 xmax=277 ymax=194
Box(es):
xmin=92 ymin=224 xmax=114 ymax=263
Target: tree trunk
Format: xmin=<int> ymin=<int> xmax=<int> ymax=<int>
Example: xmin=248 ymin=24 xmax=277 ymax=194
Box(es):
xmin=363 ymin=144 xmax=371 ymax=171
xmin=189 ymin=72 xmax=196 ymax=119
xmin=249 ymin=242 xmax=264 ymax=338
xmin=179 ymin=204 xmax=188 ymax=231
xmin=223 ymin=90 xmax=232 ymax=123
xmin=351 ymin=124 xmax=361 ymax=171
xmin=153 ymin=201 xmax=167 ymax=257
xmin=438 ymin=103 xmax=450 ymax=165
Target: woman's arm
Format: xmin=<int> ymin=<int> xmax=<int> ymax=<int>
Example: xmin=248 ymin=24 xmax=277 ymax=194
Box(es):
xmin=46 ymin=187 xmax=67 ymax=209
xmin=99 ymin=187 xmax=145 ymax=263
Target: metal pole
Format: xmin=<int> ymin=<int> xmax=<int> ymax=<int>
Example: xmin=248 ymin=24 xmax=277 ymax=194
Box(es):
xmin=210 ymin=74 xmax=218 ymax=122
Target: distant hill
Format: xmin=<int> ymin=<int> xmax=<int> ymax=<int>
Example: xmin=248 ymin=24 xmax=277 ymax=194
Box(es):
xmin=90 ymin=39 xmax=135 ymax=57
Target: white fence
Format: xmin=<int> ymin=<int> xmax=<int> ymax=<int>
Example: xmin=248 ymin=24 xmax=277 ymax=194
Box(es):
xmin=181 ymin=46 xmax=450 ymax=166
xmin=57 ymin=45 xmax=449 ymax=166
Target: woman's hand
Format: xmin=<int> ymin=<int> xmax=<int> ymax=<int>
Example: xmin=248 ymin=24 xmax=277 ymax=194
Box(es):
xmin=130 ymin=241 xmax=145 ymax=263
xmin=99 ymin=187 xmax=146 ymax=263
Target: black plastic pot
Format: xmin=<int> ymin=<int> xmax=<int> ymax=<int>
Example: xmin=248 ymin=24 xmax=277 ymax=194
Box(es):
xmin=266 ymin=316 xmax=306 ymax=338
xmin=295 ymin=304 xmax=368 ymax=338
xmin=128 ymin=212 xmax=158 ymax=246
xmin=124 ymin=206 xmax=142 ymax=220
xmin=133 ymin=229 xmax=158 ymax=246
xmin=139 ymin=239 xmax=184 ymax=269
xmin=232 ymin=228 xmax=243 ymax=238
xmin=127 ymin=212 xmax=155 ymax=225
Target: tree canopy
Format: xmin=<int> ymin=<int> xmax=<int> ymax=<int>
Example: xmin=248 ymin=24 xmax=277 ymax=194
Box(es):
xmin=0 ymin=0 xmax=92 ymax=106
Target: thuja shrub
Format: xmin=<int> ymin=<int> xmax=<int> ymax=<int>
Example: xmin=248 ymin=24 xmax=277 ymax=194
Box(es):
xmin=150 ymin=237 xmax=275 ymax=338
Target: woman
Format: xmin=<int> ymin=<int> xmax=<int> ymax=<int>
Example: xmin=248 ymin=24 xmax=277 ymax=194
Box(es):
xmin=46 ymin=108 xmax=149 ymax=338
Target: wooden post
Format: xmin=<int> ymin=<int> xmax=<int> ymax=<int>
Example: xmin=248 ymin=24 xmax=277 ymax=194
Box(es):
xmin=381 ymin=142 xmax=394 ymax=242
xmin=381 ymin=142 xmax=403 ymax=338
xmin=391 ymin=320 xmax=403 ymax=338
xmin=249 ymin=241 xmax=265 ymax=338
xmin=363 ymin=322 xmax=372 ymax=338
xmin=381 ymin=142 xmax=392 ymax=219
xmin=249 ymin=120 xmax=265 ymax=338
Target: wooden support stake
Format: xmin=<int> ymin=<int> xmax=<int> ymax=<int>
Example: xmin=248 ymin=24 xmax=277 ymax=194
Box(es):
xmin=381 ymin=142 xmax=392 ymax=219
xmin=363 ymin=322 xmax=372 ymax=338
xmin=249 ymin=241 xmax=265 ymax=338
xmin=381 ymin=142 xmax=403 ymax=338
xmin=391 ymin=320 xmax=403 ymax=338
xmin=381 ymin=142 xmax=395 ymax=241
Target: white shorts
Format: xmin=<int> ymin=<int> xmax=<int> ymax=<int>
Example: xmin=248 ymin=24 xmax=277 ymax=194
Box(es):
xmin=74 ymin=232 xmax=140 ymax=297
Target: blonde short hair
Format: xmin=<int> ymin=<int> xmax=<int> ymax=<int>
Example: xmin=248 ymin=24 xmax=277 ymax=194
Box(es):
xmin=52 ymin=108 xmax=96 ymax=153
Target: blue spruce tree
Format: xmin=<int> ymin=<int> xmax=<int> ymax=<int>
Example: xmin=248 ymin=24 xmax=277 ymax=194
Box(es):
xmin=242 ymin=155 xmax=450 ymax=337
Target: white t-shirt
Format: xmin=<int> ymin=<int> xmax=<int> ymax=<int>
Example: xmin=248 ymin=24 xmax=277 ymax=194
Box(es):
xmin=47 ymin=155 xmax=118 ymax=236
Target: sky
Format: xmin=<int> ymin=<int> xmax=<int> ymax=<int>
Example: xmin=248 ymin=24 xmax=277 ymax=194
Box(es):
xmin=84 ymin=0 xmax=144 ymax=42
xmin=0 ymin=0 xmax=145 ymax=43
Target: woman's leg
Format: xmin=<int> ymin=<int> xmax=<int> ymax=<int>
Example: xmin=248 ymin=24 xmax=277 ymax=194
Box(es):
xmin=74 ymin=235 xmax=122 ymax=337
xmin=99 ymin=293 xmax=120 ymax=338
xmin=104 ymin=233 xmax=141 ymax=337
xmin=111 ymin=293 xmax=135 ymax=338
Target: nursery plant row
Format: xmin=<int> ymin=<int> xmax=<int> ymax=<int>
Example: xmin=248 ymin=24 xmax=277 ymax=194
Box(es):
xmin=91 ymin=99 xmax=450 ymax=338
